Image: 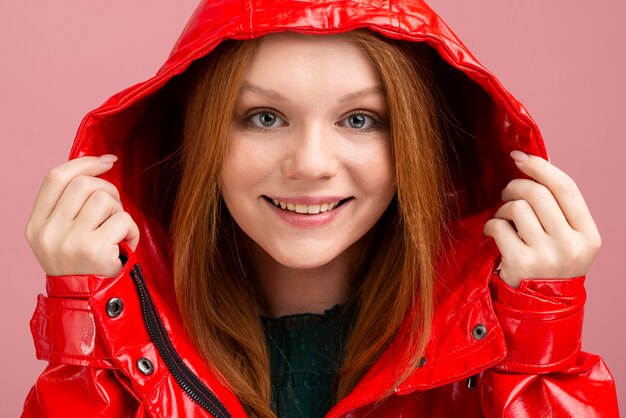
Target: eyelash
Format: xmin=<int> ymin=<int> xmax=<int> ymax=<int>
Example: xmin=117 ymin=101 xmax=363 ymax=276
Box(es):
xmin=242 ymin=109 xmax=384 ymax=133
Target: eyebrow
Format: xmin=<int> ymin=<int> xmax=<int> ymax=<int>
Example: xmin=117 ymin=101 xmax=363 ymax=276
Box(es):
xmin=240 ymin=81 xmax=384 ymax=104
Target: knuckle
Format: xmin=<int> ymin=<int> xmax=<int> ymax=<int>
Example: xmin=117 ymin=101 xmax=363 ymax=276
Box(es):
xmin=496 ymin=218 xmax=510 ymax=229
xmin=486 ymin=218 xmax=501 ymax=231
xmin=97 ymin=178 xmax=119 ymax=198
xmin=507 ymin=178 xmax=524 ymax=189
xmin=557 ymin=238 xmax=586 ymax=265
xmin=529 ymin=185 xmax=552 ymax=202
xmin=44 ymin=168 xmax=64 ymax=186
xmin=591 ymin=233 xmax=602 ymax=251
xmin=483 ymin=219 xmax=493 ymax=235
xmin=120 ymin=211 xmax=133 ymax=223
xmin=114 ymin=196 xmax=124 ymax=209
xmin=24 ymin=221 xmax=35 ymax=242
xmin=501 ymin=179 xmax=520 ymax=197
xmin=510 ymin=200 xmax=531 ymax=217
xmin=70 ymin=174 xmax=93 ymax=192
xmin=91 ymin=189 xmax=110 ymax=202
xmin=92 ymin=189 xmax=121 ymax=208
xmin=558 ymin=178 xmax=579 ymax=197
xmin=36 ymin=225 xmax=56 ymax=253
xmin=106 ymin=182 xmax=121 ymax=200
xmin=582 ymin=233 xmax=602 ymax=258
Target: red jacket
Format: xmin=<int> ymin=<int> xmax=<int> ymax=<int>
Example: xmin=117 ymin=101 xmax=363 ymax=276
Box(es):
xmin=22 ymin=0 xmax=619 ymax=417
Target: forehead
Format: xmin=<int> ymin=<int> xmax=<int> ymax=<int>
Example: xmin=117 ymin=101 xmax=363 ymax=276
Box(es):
xmin=243 ymin=32 xmax=382 ymax=91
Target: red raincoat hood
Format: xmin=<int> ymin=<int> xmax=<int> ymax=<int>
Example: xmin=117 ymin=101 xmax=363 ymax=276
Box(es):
xmin=69 ymin=0 xmax=547 ymax=281
xmin=64 ymin=0 xmax=551 ymax=415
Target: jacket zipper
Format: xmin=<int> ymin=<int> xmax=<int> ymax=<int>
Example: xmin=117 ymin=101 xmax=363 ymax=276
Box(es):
xmin=130 ymin=263 xmax=232 ymax=418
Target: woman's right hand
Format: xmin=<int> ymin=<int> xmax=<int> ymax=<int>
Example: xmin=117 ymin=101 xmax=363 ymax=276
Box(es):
xmin=25 ymin=154 xmax=140 ymax=278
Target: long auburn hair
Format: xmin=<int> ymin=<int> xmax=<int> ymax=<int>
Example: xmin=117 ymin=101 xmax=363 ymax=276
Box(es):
xmin=170 ymin=29 xmax=452 ymax=417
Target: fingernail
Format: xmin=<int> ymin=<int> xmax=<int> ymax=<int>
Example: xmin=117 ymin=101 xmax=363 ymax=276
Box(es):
xmin=510 ymin=150 xmax=529 ymax=163
xmin=99 ymin=154 xmax=118 ymax=164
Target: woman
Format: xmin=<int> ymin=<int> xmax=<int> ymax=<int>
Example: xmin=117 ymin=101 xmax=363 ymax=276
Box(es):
xmin=22 ymin=0 xmax=619 ymax=417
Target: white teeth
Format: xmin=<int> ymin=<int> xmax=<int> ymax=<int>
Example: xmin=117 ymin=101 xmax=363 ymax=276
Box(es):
xmin=269 ymin=198 xmax=343 ymax=214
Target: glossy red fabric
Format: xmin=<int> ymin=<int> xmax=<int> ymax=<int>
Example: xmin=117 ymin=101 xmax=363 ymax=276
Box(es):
xmin=22 ymin=0 xmax=619 ymax=417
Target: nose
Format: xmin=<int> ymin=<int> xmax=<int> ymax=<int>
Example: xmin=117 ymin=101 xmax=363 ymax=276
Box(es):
xmin=282 ymin=122 xmax=339 ymax=180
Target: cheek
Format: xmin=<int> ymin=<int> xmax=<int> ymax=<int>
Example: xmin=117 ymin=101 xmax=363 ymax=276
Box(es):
xmin=221 ymin=138 xmax=274 ymax=193
xmin=349 ymin=140 xmax=395 ymax=195
xmin=220 ymin=144 xmax=255 ymax=222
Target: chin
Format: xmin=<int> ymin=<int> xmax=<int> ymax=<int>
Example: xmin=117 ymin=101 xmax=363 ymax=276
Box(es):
xmin=267 ymin=244 xmax=344 ymax=270
xmin=270 ymin=252 xmax=337 ymax=270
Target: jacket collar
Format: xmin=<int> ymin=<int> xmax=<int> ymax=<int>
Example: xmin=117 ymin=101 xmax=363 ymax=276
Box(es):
xmin=326 ymin=208 xmax=507 ymax=417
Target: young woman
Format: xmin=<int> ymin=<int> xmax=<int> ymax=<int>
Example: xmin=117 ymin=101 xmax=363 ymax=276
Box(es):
xmin=22 ymin=1 xmax=619 ymax=417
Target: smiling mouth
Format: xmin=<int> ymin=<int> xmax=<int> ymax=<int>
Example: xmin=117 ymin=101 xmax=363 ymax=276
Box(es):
xmin=262 ymin=196 xmax=352 ymax=214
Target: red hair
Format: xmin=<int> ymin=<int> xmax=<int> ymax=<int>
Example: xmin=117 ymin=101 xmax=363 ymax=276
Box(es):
xmin=169 ymin=29 xmax=452 ymax=417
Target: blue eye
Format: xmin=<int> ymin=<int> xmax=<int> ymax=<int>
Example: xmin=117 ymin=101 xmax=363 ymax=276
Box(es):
xmin=257 ymin=112 xmax=277 ymax=127
xmin=343 ymin=112 xmax=380 ymax=130
xmin=348 ymin=114 xmax=367 ymax=129
xmin=246 ymin=111 xmax=285 ymax=130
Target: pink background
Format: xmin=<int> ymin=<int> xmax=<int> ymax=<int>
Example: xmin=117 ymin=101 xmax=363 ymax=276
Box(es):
xmin=1 ymin=1 xmax=624 ymax=415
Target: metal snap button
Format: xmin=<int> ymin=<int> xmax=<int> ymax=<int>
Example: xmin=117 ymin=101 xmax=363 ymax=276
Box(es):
xmin=137 ymin=358 xmax=154 ymax=375
xmin=472 ymin=324 xmax=487 ymax=340
xmin=106 ymin=298 xmax=123 ymax=318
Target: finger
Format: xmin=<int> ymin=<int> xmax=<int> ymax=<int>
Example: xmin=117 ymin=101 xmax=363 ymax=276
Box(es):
xmin=96 ymin=211 xmax=140 ymax=252
xmin=501 ymin=178 xmax=571 ymax=237
xmin=492 ymin=199 xmax=546 ymax=246
xmin=50 ymin=175 xmax=121 ymax=223
xmin=510 ymin=151 xmax=597 ymax=235
xmin=31 ymin=155 xmax=118 ymax=222
xmin=483 ymin=217 xmax=529 ymax=257
xmin=73 ymin=189 xmax=123 ymax=232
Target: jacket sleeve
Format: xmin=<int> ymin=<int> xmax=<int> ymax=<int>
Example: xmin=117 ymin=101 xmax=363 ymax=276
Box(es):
xmin=481 ymin=273 xmax=620 ymax=417
xmin=21 ymin=252 xmax=143 ymax=418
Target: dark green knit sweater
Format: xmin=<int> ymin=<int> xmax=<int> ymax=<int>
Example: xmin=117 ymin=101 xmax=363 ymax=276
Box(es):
xmin=261 ymin=304 xmax=355 ymax=418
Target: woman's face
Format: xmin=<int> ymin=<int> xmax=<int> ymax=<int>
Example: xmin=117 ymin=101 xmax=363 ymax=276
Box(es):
xmin=220 ymin=32 xmax=395 ymax=270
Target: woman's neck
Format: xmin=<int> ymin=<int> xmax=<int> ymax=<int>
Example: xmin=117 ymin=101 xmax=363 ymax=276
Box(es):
xmin=250 ymin=243 xmax=353 ymax=318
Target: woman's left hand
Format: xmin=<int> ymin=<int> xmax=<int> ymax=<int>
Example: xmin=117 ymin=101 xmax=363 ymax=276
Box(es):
xmin=483 ymin=150 xmax=602 ymax=289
